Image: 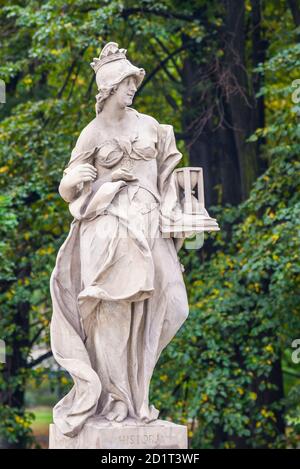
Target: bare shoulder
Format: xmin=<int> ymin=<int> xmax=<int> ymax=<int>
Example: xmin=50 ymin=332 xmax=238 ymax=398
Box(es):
xmin=74 ymin=117 xmax=99 ymax=152
xmin=135 ymin=110 xmax=160 ymax=128
xmin=78 ymin=117 xmax=99 ymax=138
xmin=133 ymin=109 xmax=160 ymax=141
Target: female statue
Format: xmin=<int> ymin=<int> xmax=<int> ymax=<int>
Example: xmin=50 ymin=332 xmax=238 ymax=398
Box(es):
xmin=50 ymin=42 xmax=209 ymax=438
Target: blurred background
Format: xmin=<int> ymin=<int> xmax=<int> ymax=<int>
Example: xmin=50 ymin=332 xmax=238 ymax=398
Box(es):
xmin=0 ymin=0 xmax=299 ymax=449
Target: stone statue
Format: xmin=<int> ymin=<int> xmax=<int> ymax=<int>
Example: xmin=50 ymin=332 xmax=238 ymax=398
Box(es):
xmin=49 ymin=42 xmax=219 ymax=447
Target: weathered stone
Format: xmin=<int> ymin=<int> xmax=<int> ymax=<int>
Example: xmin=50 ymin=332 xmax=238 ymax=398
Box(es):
xmin=49 ymin=41 xmax=219 ymax=446
xmin=49 ymin=418 xmax=187 ymax=449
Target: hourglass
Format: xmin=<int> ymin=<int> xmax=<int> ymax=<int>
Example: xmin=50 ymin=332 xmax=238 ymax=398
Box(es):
xmin=174 ymin=167 xmax=206 ymax=214
xmin=174 ymin=167 xmax=219 ymax=232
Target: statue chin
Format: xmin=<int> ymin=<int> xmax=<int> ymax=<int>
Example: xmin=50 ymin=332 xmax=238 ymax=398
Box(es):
xmin=125 ymin=97 xmax=133 ymax=106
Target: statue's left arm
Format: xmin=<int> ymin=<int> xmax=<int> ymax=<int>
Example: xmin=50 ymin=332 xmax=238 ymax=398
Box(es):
xmin=156 ymin=124 xmax=186 ymax=251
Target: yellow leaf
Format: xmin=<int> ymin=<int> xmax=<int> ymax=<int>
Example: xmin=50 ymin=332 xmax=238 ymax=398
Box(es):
xmin=265 ymin=344 xmax=274 ymax=354
xmin=159 ymin=375 xmax=168 ymax=382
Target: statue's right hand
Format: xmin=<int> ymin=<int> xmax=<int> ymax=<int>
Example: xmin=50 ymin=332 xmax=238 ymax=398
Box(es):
xmin=63 ymin=163 xmax=97 ymax=187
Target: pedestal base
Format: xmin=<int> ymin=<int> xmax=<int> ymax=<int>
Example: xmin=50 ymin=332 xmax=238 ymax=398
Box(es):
xmin=49 ymin=417 xmax=188 ymax=449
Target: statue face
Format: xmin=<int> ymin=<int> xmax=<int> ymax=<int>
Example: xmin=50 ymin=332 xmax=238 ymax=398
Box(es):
xmin=114 ymin=75 xmax=137 ymax=107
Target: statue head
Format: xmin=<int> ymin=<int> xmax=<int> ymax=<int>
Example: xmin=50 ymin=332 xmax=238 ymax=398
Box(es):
xmin=90 ymin=42 xmax=145 ymax=114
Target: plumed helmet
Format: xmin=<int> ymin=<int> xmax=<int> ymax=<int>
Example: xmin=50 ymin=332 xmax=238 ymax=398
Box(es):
xmin=90 ymin=42 xmax=145 ymax=91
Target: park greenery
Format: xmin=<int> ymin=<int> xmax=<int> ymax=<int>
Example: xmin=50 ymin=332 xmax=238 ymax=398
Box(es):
xmin=0 ymin=0 xmax=299 ymax=448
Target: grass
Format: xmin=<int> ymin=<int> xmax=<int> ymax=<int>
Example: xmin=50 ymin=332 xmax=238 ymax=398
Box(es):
xmin=28 ymin=406 xmax=52 ymax=448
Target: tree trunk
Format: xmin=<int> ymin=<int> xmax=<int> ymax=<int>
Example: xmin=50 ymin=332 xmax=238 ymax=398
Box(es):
xmin=0 ymin=266 xmax=31 ymax=448
xmin=288 ymin=0 xmax=300 ymax=27
xmin=223 ymin=0 xmax=259 ymax=200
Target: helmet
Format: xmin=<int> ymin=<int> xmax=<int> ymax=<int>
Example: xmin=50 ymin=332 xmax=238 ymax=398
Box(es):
xmin=90 ymin=42 xmax=145 ymax=91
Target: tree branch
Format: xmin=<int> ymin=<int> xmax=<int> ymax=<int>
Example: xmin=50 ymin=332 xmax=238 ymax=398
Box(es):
xmin=29 ymin=326 xmax=46 ymax=348
xmin=122 ymin=7 xmax=197 ymax=22
xmin=149 ymin=44 xmax=180 ymax=84
xmin=57 ymin=59 xmax=77 ymax=99
xmin=26 ymin=350 xmax=52 ymax=368
xmin=81 ymin=5 xmax=198 ymax=22
xmin=137 ymin=42 xmax=193 ymax=93
xmin=154 ymin=37 xmax=183 ymax=78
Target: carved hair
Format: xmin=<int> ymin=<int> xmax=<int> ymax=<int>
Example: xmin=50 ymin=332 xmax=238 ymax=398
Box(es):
xmin=95 ymin=74 xmax=138 ymax=115
xmin=95 ymin=84 xmax=118 ymax=114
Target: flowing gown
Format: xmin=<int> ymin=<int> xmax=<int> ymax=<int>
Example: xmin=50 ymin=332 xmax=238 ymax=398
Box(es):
xmin=50 ymin=108 xmax=189 ymax=437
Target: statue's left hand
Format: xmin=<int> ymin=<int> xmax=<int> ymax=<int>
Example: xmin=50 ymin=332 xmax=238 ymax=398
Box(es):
xmin=111 ymin=167 xmax=138 ymax=182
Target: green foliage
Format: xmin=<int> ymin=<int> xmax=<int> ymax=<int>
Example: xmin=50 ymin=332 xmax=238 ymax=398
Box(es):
xmin=151 ymin=15 xmax=300 ymax=448
xmin=152 ymin=156 xmax=300 ymax=447
xmin=0 ymin=406 xmax=35 ymax=447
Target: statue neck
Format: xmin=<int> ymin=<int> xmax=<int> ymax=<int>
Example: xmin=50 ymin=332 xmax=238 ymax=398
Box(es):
xmin=100 ymin=100 xmax=127 ymax=123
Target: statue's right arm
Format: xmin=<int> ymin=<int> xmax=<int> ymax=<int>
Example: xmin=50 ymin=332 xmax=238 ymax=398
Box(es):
xmin=58 ymin=164 xmax=97 ymax=203
xmin=58 ymin=122 xmax=98 ymax=203
xmin=58 ymin=174 xmax=77 ymax=203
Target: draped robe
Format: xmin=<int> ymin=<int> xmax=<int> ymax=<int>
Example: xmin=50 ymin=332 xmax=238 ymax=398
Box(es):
xmin=50 ymin=108 xmax=190 ymax=437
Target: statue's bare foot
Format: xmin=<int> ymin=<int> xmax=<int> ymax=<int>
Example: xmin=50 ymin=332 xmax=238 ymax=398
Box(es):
xmin=105 ymin=401 xmax=128 ymax=422
xmin=115 ymin=401 xmax=128 ymax=422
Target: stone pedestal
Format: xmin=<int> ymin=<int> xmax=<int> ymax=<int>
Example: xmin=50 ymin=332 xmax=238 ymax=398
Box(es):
xmin=49 ymin=417 xmax=188 ymax=449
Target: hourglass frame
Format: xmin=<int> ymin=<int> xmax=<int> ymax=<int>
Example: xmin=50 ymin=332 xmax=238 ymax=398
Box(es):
xmin=174 ymin=167 xmax=206 ymax=215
